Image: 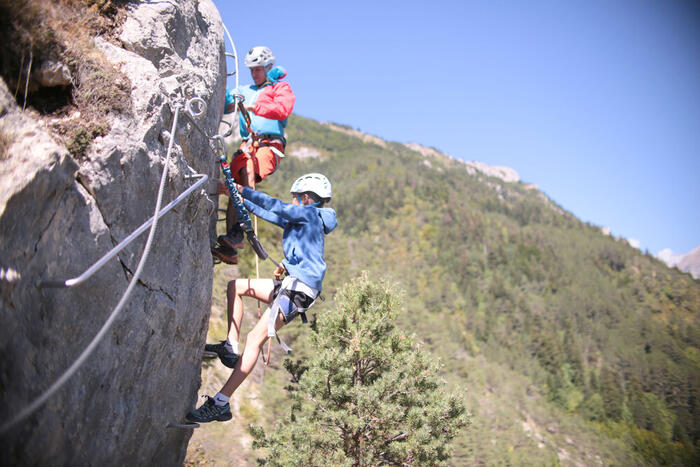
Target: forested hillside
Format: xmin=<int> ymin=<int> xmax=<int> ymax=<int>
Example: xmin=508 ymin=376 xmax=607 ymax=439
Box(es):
xmin=224 ymin=114 xmax=700 ymax=465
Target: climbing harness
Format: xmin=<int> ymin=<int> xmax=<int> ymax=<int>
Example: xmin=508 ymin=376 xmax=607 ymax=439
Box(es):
xmin=233 ymin=92 xmax=286 ymax=160
xmin=261 ymin=276 xmax=319 ymax=366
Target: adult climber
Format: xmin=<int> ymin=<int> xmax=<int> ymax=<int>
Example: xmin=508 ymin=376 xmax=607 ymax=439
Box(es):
xmin=212 ymin=46 xmax=296 ymax=264
xmin=188 ymin=173 xmax=337 ymax=423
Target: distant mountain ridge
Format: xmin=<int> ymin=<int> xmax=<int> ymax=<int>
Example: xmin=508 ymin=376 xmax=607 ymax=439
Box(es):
xmin=405 ymin=142 xmax=521 ymax=183
xmin=658 ymin=245 xmax=700 ymax=279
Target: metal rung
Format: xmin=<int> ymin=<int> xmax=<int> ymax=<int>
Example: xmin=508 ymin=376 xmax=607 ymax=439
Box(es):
xmin=167 ymin=422 xmax=200 ymax=429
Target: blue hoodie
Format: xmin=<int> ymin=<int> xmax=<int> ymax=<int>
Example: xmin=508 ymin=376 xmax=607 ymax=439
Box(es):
xmin=241 ymin=187 xmax=338 ymax=291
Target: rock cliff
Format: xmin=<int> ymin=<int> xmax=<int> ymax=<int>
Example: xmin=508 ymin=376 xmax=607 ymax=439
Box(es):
xmin=0 ymin=1 xmax=225 ymax=464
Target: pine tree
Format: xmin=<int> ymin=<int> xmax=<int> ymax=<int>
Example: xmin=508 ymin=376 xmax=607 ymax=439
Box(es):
xmin=250 ymin=273 xmax=469 ymax=466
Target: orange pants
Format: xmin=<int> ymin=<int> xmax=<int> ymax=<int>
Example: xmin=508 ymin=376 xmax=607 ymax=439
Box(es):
xmin=230 ymin=138 xmax=284 ymax=185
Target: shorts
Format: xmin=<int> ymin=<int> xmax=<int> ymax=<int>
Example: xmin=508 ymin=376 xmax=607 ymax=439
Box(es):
xmin=271 ymin=278 xmax=316 ymax=323
xmin=230 ymin=138 xmax=285 ymax=184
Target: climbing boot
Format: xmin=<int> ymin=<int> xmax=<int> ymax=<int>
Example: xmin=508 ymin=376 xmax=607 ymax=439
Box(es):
xmin=218 ymin=227 xmax=245 ymax=250
xmin=186 ymin=396 xmax=232 ymax=423
xmin=204 ymin=341 xmax=240 ymax=368
xmin=211 ymin=244 xmax=238 ymax=264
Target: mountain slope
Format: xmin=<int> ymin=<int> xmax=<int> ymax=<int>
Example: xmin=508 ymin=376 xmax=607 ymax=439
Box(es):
xmin=207 ymin=114 xmax=700 ymax=465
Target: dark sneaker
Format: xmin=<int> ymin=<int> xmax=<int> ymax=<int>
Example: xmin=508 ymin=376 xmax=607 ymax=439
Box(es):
xmin=218 ymin=229 xmax=244 ymax=250
xmin=186 ymin=396 xmax=232 ymax=423
xmin=204 ymin=341 xmax=240 ymax=368
xmin=211 ymin=245 xmax=238 ymax=264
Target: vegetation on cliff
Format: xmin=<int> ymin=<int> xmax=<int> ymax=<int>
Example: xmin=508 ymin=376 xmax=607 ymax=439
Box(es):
xmin=0 ymin=0 xmax=130 ymax=157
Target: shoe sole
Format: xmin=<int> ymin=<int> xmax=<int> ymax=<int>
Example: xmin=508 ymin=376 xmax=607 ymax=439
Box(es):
xmin=186 ymin=411 xmax=232 ymax=423
xmin=219 ymin=237 xmax=245 ymax=250
xmin=220 ymin=355 xmax=239 ymax=369
xmin=203 ymin=349 xmax=239 ymax=368
xmin=211 ymin=248 xmax=238 ymax=264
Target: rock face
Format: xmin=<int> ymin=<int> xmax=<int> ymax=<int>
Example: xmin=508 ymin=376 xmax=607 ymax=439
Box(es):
xmin=0 ymin=1 xmax=225 ymax=464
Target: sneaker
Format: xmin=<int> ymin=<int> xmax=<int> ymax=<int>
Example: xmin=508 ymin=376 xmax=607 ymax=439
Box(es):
xmin=186 ymin=396 xmax=232 ymax=423
xmin=211 ymin=245 xmax=238 ymax=264
xmin=218 ymin=229 xmax=245 ymax=250
xmin=204 ymin=341 xmax=240 ymax=368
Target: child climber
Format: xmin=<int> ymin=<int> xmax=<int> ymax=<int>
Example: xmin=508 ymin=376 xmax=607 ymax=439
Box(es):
xmin=187 ymin=173 xmax=337 ymax=423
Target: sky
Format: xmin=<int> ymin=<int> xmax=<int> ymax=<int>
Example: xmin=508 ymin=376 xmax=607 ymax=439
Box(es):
xmin=213 ymin=0 xmax=700 ymax=257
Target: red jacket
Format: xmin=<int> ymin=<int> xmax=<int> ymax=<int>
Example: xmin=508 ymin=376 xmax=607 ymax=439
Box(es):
xmin=253 ymin=81 xmax=295 ymax=121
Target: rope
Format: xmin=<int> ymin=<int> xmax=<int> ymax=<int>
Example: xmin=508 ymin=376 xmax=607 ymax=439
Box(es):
xmin=0 ymin=106 xmax=184 ymax=436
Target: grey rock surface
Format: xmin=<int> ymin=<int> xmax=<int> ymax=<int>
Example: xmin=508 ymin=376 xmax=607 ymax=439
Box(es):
xmin=0 ymin=0 xmax=225 ymax=464
xmin=33 ymin=60 xmax=73 ymax=89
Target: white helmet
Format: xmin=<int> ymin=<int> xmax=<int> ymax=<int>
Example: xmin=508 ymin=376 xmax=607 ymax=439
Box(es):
xmin=290 ymin=173 xmax=332 ymax=201
xmin=245 ymin=46 xmax=275 ymax=68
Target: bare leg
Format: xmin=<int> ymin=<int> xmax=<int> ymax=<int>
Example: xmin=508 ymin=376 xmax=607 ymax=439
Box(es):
xmin=220 ymin=307 xmax=286 ymax=397
xmin=225 ymin=198 xmax=237 ymax=233
xmin=226 ymin=278 xmax=275 ymax=344
xmin=241 ymin=156 xmax=256 ymax=190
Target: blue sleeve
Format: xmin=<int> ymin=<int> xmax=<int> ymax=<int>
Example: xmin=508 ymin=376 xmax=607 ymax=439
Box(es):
xmin=224 ymin=89 xmax=236 ymax=114
xmin=243 ymin=199 xmax=286 ymax=227
xmin=242 ymin=187 xmax=310 ymax=224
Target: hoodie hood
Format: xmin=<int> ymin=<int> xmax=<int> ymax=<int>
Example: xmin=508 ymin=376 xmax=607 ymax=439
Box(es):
xmin=318 ymin=207 xmax=338 ymax=235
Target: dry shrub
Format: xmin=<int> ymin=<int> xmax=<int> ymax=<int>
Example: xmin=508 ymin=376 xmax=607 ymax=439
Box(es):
xmin=0 ymin=0 xmax=132 ymax=158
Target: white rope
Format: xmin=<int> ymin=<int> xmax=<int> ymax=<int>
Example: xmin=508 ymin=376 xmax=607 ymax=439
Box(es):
xmin=1 ymin=106 xmax=183 ymax=435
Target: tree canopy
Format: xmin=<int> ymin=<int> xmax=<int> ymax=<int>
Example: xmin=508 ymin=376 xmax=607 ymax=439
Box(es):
xmin=250 ymin=273 xmax=469 ymax=466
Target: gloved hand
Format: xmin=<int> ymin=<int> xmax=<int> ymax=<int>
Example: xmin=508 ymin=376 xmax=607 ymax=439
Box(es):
xmin=267 ymin=66 xmax=287 ymax=84
xmin=224 ymin=88 xmax=237 ymax=114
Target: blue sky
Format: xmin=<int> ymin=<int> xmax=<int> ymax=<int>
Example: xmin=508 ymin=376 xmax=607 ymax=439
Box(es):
xmin=213 ymin=0 xmax=699 ymax=256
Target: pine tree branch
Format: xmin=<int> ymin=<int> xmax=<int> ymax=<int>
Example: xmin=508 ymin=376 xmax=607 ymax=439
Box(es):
xmin=385 ymin=432 xmax=409 ymax=444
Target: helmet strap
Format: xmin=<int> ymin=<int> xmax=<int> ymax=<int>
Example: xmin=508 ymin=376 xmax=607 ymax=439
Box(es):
xmin=295 ymin=193 xmax=320 ymax=207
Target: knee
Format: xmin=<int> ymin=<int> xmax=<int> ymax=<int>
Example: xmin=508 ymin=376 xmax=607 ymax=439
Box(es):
xmin=246 ymin=325 xmax=267 ymax=348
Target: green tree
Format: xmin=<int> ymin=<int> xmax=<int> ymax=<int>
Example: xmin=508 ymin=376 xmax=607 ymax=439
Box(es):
xmin=600 ymin=367 xmax=624 ymax=421
xmin=251 ymin=273 xmax=469 ymax=466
